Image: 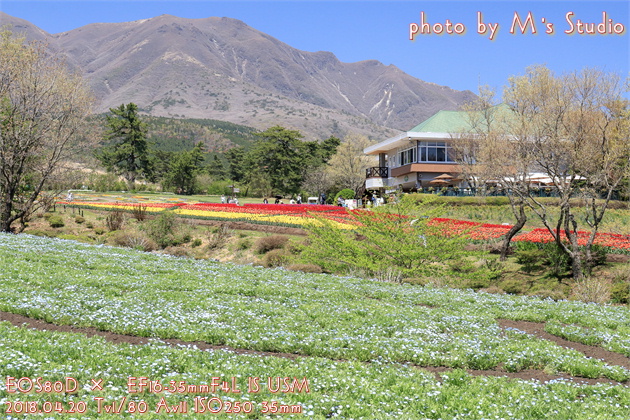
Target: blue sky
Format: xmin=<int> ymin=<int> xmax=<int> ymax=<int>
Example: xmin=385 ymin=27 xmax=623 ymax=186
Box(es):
xmin=2 ymin=0 xmax=628 ymax=95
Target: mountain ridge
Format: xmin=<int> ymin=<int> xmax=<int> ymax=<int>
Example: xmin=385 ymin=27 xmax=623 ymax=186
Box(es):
xmin=1 ymin=12 xmax=476 ymax=140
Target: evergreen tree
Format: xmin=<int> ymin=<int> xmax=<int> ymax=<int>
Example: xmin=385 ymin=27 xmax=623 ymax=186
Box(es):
xmin=163 ymin=142 xmax=205 ymax=195
xmin=97 ymin=103 xmax=151 ymax=185
xmin=246 ymin=126 xmax=307 ymax=196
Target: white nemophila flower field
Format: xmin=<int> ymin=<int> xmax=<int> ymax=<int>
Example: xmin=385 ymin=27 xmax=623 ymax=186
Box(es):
xmin=0 ymin=233 xmax=629 ymax=381
xmin=0 ymin=233 xmax=629 ymax=418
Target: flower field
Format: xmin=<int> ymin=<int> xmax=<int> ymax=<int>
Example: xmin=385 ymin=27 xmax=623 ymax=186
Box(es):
xmin=1 ymin=233 xmax=629 ymax=418
xmin=429 ymin=218 xmax=513 ymax=241
xmin=513 ymin=228 xmax=630 ymax=251
xmin=60 ymin=200 xmax=630 ymax=251
xmin=174 ymin=203 xmax=356 ymax=229
xmin=59 ymin=201 xmax=183 ymax=213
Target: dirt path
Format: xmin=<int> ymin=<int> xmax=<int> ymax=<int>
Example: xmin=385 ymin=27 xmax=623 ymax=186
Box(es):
xmin=1 ymin=311 xmax=627 ymax=386
xmin=498 ymin=319 xmax=630 ymax=371
xmin=190 ymin=219 xmax=307 ymax=236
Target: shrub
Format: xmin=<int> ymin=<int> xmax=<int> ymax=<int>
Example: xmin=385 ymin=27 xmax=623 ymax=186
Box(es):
xmin=164 ymin=246 xmax=191 ymax=258
xmin=74 ymin=216 xmax=85 ymax=224
xmin=570 ymin=277 xmax=612 ymax=304
xmin=48 ymin=215 xmax=64 ymax=228
xmin=479 ymin=286 xmax=505 ymax=294
xmin=589 ymin=244 xmax=608 ymax=267
xmin=262 ymin=249 xmax=289 ymax=268
xmin=86 ymin=222 xmax=94 ymax=229
xmin=111 ymin=231 xmax=156 ymax=252
xmin=255 ymin=235 xmax=289 ymax=254
xmin=514 ymin=249 xmax=546 ymax=273
xmin=401 ymin=277 xmax=428 ymax=286
xmin=207 ymin=224 xmax=233 ymax=250
xmin=464 ymin=277 xmax=490 ymax=290
xmin=448 ymin=259 xmax=476 ymax=273
xmin=286 ymin=263 xmax=323 ymax=273
xmin=131 ymin=204 xmax=148 ymax=221
xmin=105 ymin=209 xmax=125 ymax=231
xmin=236 ymin=238 xmax=252 ymax=251
xmin=94 ymin=227 xmax=106 ymax=235
xmin=191 ymin=238 xmax=202 ymax=248
xmin=301 ymin=195 xmax=466 ymax=278
xmin=144 ymin=212 xmax=178 ymax=248
xmin=611 ymin=283 xmax=630 ymax=304
xmin=26 ymin=229 xmax=58 ymax=238
xmin=542 ymin=243 xmax=571 ymax=278
xmin=499 ymin=279 xmax=526 ymax=294
xmin=333 ymin=188 xmax=355 ymax=205
xmin=374 ymin=267 xmax=404 ymax=283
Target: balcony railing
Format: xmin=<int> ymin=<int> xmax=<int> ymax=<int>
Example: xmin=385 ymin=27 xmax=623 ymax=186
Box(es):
xmin=366 ymin=167 xmax=388 ymax=178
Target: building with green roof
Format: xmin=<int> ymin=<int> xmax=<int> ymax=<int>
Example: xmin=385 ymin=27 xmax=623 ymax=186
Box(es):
xmin=364 ymin=105 xmax=510 ymax=192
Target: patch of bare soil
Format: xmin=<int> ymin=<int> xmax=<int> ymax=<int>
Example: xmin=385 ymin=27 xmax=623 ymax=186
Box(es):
xmin=0 ymin=311 xmax=303 ymax=360
xmin=1 ymin=311 xmax=628 ymax=385
xmin=607 ymin=253 xmax=630 ymax=263
xmin=191 ymin=219 xmax=307 ymax=236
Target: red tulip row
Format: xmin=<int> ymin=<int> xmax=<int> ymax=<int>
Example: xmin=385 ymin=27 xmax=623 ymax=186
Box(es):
xmin=428 ymin=218 xmax=513 ymax=240
xmin=513 ymin=228 xmax=630 ymax=250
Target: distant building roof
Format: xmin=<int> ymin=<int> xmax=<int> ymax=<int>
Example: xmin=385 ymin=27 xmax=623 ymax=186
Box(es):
xmin=407 ymin=110 xmax=471 ymax=133
xmin=364 ymin=104 xmax=513 ymax=155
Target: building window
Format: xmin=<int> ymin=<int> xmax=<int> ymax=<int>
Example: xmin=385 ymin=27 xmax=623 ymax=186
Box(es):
xmin=398 ymin=147 xmax=416 ymax=166
xmin=418 ymin=141 xmax=454 ymax=163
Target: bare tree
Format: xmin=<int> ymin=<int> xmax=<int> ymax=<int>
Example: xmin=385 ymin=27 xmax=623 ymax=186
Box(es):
xmin=452 ymin=87 xmax=533 ymax=260
xmin=325 ymin=133 xmax=375 ymax=195
xmin=504 ymin=65 xmax=630 ymax=279
xmin=451 ymin=85 xmax=497 ymax=192
xmin=0 ymin=31 xmax=93 ymax=232
xmin=301 ymin=167 xmax=334 ymax=199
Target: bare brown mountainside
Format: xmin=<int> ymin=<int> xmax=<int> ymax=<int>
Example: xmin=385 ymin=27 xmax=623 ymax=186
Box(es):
xmin=2 ymin=12 xmax=476 ymax=140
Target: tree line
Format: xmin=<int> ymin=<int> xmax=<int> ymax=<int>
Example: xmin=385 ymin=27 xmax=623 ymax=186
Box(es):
xmin=95 ymin=103 xmax=374 ymax=199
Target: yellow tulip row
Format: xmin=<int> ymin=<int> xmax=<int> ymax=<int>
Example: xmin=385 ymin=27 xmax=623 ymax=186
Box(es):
xmin=173 ymin=208 xmax=354 ymax=230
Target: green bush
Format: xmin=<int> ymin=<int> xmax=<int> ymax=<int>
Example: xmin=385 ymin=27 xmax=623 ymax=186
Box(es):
xmin=263 ymin=249 xmax=290 ymax=268
xmin=448 ymin=259 xmax=476 ymax=273
xmin=541 ymin=242 xmax=571 ymax=278
xmin=48 ymin=215 xmax=65 ymax=228
xmin=333 ymin=188 xmax=355 ymax=205
xmin=589 ymin=244 xmax=608 ymax=267
xmin=301 ymin=195 xmax=465 ymax=278
xmin=191 ymin=238 xmax=202 ymax=248
xmin=611 ymin=283 xmax=630 ymax=304
xmin=111 ymin=231 xmax=157 ymax=252
xmin=527 ymin=289 xmax=566 ymax=301
xmin=144 ymin=212 xmax=178 ymax=248
xmin=74 ymin=216 xmax=85 ymax=224
xmin=515 ymin=249 xmax=546 ymax=273
xmin=25 ymin=229 xmax=58 ymax=238
xmin=236 ymin=238 xmax=252 ymax=251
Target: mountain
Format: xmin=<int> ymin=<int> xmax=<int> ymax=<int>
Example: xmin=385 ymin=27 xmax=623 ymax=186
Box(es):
xmin=2 ymin=12 xmax=476 ymax=140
